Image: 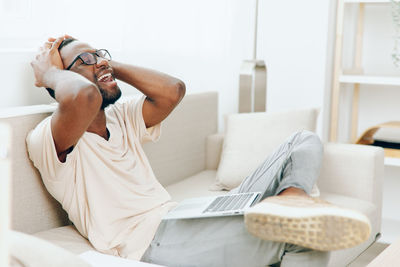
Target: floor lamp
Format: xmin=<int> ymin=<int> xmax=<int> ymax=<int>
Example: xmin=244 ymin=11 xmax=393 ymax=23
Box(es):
xmin=239 ymin=0 xmax=267 ymax=113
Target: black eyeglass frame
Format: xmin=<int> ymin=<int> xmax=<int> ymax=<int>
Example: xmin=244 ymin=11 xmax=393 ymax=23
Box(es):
xmin=66 ymin=49 xmax=111 ymax=70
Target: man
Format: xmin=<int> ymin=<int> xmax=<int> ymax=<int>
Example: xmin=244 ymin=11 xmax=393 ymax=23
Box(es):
xmin=28 ymin=35 xmax=370 ymax=266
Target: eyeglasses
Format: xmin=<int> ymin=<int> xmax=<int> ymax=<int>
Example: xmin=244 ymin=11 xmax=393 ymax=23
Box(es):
xmin=66 ymin=49 xmax=111 ymax=70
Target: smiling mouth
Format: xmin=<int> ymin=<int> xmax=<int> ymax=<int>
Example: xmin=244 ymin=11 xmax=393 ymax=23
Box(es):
xmin=97 ymin=73 xmax=114 ymax=83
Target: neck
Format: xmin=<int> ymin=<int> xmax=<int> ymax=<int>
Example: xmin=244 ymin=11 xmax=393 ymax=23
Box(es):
xmin=87 ymin=109 xmax=109 ymax=140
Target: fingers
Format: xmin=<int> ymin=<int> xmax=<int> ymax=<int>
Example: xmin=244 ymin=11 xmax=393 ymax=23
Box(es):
xmin=64 ymin=34 xmax=75 ymax=39
xmin=39 ymin=34 xmax=74 ymax=57
xmin=48 ymin=34 xmax=75 ymax=42
xmin=50 ymin=36 xmax=64 ymax=51
xmin=37 ymin=42 xmax=51 ymax=53
xmin=45 ymin=34 xmax=75 ymax=51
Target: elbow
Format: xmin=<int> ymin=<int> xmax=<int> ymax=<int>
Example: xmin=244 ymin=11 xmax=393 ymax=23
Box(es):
xmin=170 ymin=80 xmax=186 ymax=105
xmin=79 ymin=84 xmax=102 ymax=111
xmin=59 ymin=84 xmax=102 ymax=112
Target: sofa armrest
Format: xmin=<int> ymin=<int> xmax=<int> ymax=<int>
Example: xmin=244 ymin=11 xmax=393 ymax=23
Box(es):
xmin=318 ymin=143 xmax=384 ymax=208
xmin=205 ymin=135 xmax=384 ymax=210
xmin=206 ymin=133 xmax=224 ymax=170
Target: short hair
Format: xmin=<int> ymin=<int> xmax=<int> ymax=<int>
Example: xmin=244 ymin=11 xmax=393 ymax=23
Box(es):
xmin=58 ymin=38 xmax=76 ymax=50
xmin=46 ymin=38 xmax=77 ymax=99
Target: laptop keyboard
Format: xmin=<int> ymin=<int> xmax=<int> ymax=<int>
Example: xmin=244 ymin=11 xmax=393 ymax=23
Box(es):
xmin=202 ymin=193 xmax=254 ymax=213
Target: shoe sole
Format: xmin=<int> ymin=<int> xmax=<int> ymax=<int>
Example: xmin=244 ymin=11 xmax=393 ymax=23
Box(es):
xmin=244 ymin=203 xmax=371 ymax=251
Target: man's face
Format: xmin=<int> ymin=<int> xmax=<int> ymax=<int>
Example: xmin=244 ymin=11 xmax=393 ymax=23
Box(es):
xmin=60 ymin=41 xmax=121 ymax=109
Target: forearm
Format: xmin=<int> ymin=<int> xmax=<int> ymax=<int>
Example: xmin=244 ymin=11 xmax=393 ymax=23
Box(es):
xmin=110 ymin=61 xmax=185 ymax=103
xmin=45 ymin=68 xmax=101 ymax=105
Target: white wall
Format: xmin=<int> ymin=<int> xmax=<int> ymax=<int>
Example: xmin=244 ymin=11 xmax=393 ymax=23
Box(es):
xmin=0 ymin=0 xmax=126 ymax=106
xmin=0 ymin=0 xmax=333 ymax=135
xmin=257 ymin=0 xmax=333 ymax=138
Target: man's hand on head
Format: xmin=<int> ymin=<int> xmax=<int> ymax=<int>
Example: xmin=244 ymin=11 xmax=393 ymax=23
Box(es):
xmin=30 ymin=35 xmax=69 ymax=88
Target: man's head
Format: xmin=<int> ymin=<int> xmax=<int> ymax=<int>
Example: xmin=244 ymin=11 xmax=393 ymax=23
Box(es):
xmin=47 ymin=38 xmax=121 ymax=109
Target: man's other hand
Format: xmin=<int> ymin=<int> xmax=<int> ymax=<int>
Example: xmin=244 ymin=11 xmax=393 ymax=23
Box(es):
xmin=31 ymin=36 xmax=66 ymax=88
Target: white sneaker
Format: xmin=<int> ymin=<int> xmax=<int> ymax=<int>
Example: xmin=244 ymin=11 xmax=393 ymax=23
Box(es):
xmin=244 ymin=195 xmax=371 ymax=251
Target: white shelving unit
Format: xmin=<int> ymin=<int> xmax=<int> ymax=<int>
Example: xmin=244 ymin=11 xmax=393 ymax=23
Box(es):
xmin=344 ymin=0 xmax=390 ymax=3
xmin=329 ymin=0 xmax=400 ymax=143
xmin=339 ymin=74 xmax=400 ymax=86
xmin=330 ymin=0 xmax=400 ymax=244
xmin=330 ymin=0 xmax=400 ymax=167
xmin=384 ymin=157 xmax=400 ymax=167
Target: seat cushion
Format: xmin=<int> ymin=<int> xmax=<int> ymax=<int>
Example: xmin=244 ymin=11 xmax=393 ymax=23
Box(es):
xmin=167 ymin=171 xmax=377 ymax=210
xmin=33 ymin=171 xmax=379 ymax=267
xmin=33 ymin=171 xmax=228 ymax=256
xmin=166 ymin=172 xmax=380 ymax=267
xmin=166 ymin=170 xmax=379 ymax=232
xmin=165 ymin=170 xmax=229 ymax=202
xmin=34 ymin=225 xmax=95 ymax=255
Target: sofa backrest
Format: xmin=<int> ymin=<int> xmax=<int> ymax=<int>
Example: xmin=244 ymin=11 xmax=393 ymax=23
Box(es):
xmin=0 ymin=105 xmax=68 ymax=234
xmin=1 ymin=92 xmax=218 ymax=234
xmin=144 ymin=92 xmax=218 ymax=186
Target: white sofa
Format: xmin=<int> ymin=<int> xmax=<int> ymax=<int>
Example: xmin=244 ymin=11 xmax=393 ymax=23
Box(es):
xmin=2 ymin=91 xmax=384 ymax=266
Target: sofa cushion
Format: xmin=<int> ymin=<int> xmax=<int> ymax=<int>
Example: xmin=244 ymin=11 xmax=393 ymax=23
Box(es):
xmin=213 ymin=108 xmax=319 ymax=190
xmin=33 ymin=171 xmax=228 ymax=256
xmin=165 ymin=170 xmax=229 ymax=202
xmin=33 ymin=172 xmax=379 ymax=267
xmin=143 ymin=92 xmax=218 ymax=187
xmin=33 ymin=174 xmax=379 ymax=267
xmin=9 ymin=230 xmax=90 ymax=267
xmin=165 ymin=171 xmax=378 ymax=231
xmin=34 ymin=225 xmax=95 ymax=255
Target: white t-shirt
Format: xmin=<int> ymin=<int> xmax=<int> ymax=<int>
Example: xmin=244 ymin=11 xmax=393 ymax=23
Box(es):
xmin=26 ymin=95 xmax=176 ymax=260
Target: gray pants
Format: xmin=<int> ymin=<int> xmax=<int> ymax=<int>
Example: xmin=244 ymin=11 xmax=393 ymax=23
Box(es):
xmin=142 ymin=131 xmax=330 ymax=267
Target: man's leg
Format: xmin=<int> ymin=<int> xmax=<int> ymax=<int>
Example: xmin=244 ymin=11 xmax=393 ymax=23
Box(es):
xmin=142 ymin=131 xmax=330 ymax=266
xmin=142 ymin=216 xmax=287 ymax=266
xmin=241 ymin=131 xmax=370 ymax=253
xmin=142 ymin=216 xmax=330 ymax=267
xmin=230 ymin=130 xmax=322 ymax=198
xmin=234 ymin=130 xmax=335 ymax=266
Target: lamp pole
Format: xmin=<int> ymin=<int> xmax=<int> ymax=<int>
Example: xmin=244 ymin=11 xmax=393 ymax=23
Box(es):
xmin=238 ymin=0 xmax=267 ymax=113
xmin=253 ymin=0 xmax=259 ymax=60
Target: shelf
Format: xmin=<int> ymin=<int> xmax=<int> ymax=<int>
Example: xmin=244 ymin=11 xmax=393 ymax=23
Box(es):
xmin=339 ymin=74 xmax=400 ymax=86
xmin=385 ymin=157 xmax=400 ymax=167
xmin=344 ymin=0 xmax=391 ymax=3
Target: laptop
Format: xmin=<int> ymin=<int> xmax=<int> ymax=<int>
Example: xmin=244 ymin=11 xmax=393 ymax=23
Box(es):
xmin=163 ymin=192 xmax=262 ymax=220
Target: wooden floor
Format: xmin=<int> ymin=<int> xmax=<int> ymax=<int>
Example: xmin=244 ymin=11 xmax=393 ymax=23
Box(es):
xmin=348 ymin=242 xmax=389 ymax=267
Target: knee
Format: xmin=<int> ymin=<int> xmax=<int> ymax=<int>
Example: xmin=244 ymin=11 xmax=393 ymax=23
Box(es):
xmin=299 ymin=130 xmax=322 ymax=144
xmin=294 ymin=130 xmax=323 ymax=154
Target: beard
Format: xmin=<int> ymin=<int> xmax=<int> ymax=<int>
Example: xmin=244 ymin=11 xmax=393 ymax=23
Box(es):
xmin=94 ymin=74 xmax=122 ymax=110
xmin=99 ymin=85 xmax=122 ymax=109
